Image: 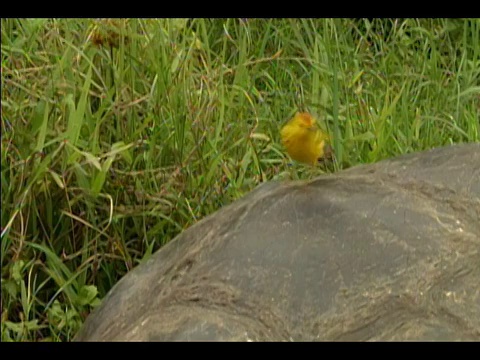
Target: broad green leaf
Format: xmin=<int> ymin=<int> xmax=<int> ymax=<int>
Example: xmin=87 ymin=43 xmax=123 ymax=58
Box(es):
xmin=66 ymin=65 xmax=93 ymax=146
xmin=77 ymin=285 xmax=99 ymax=306
xmin=91 ymin=156 xmax=114 ymax=196
xmin=49 ymin=170 xmax=65 ymax=189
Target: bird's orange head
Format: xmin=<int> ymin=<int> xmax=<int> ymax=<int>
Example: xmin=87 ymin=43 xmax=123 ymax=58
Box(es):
xmin=295 ymin=112 xmax=316 ymax=128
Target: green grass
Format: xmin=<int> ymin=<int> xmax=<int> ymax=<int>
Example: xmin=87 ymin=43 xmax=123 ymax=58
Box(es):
xmin=1 ymin=18 xmax=479 ymax=341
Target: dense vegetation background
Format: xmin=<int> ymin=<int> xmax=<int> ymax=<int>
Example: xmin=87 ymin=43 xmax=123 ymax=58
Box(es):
xmin=1 ymin=18 xmax=479 ymax=341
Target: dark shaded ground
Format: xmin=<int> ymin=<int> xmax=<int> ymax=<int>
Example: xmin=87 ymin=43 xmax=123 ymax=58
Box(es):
xmin=75 ymin=143 xmax=480 ymax=341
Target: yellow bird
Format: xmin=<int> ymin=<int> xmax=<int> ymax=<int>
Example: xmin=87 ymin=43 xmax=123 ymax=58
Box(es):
xmin=280 ymin=112 xmax=330 ymax=166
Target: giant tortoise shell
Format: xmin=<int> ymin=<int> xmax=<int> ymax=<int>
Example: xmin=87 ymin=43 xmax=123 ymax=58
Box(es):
xmin=75 ymin=143 xmax=480 ymax=341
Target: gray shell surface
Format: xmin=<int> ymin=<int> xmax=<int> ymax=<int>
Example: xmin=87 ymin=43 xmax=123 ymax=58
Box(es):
xmin=75 ymin=143 xmax=480 ymax=341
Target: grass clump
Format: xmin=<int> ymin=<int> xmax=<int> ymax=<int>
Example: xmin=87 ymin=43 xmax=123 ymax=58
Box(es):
xmin=1 ymin=18 xmax=479 ymax=341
